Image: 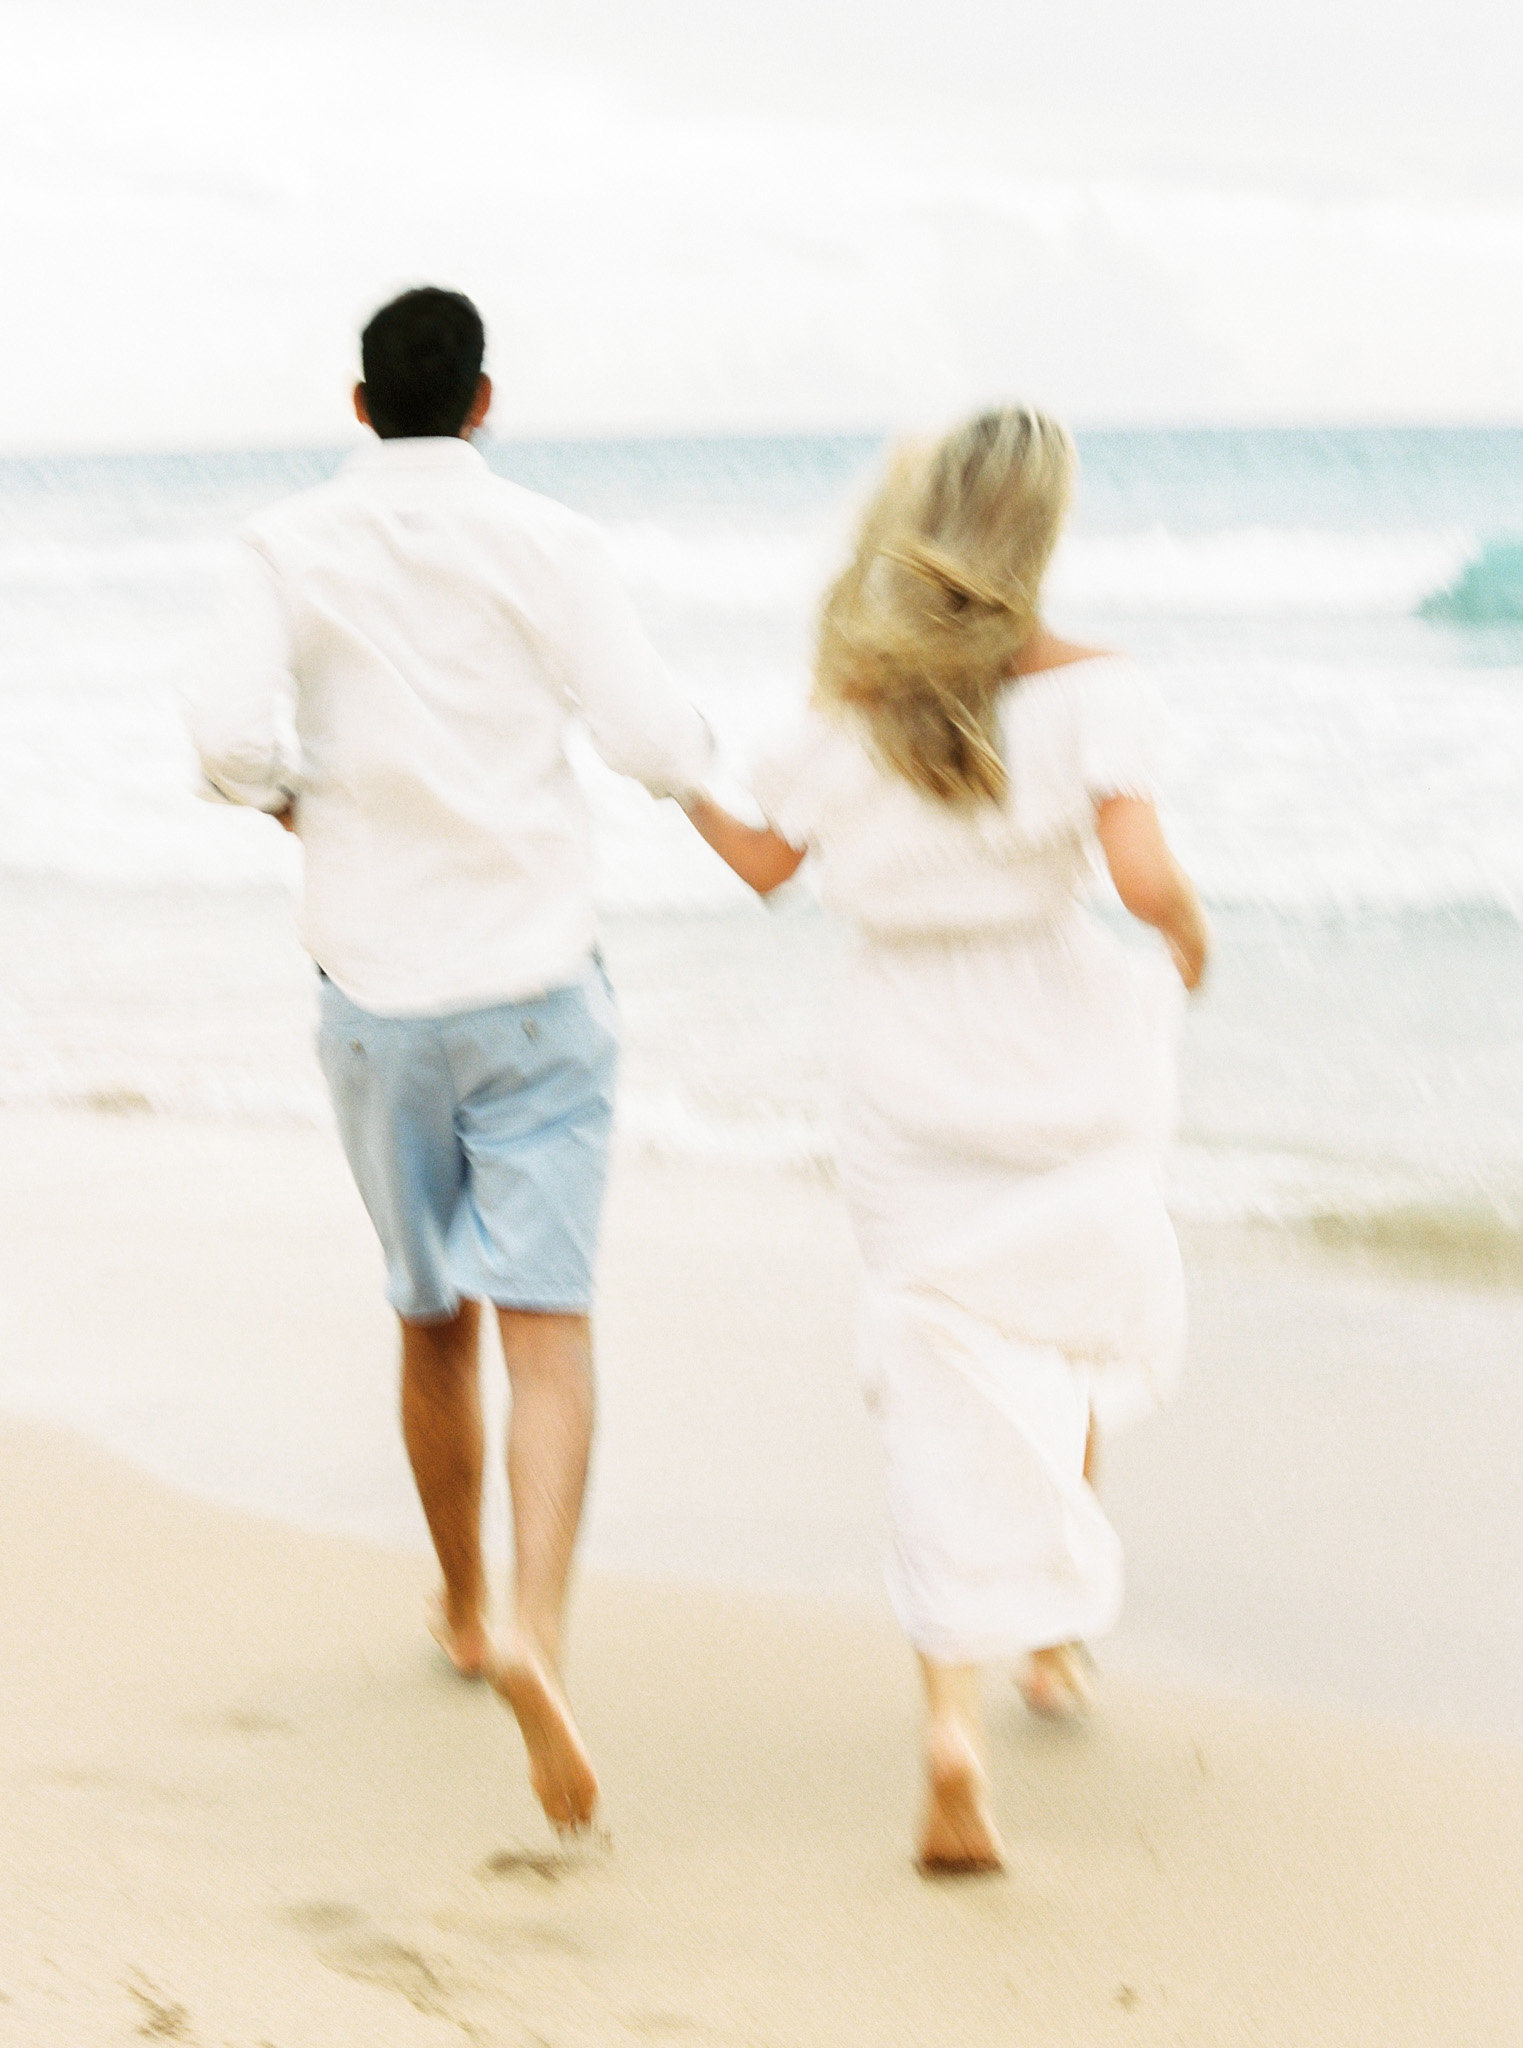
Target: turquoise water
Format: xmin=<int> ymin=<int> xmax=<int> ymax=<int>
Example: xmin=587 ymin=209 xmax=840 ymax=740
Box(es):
xmin=2 ymin=427 xmax=1522 ymax=1252
xmin=1423 ymin=539 xmax=1523 ymax=624
xmin=10 ymin=421 xmax=1522 ymax=532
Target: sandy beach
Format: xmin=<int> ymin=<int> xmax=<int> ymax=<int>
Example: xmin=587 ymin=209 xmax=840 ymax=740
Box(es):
xmin=6 ymin=1104 xmax=1523 ymax=2042
xmin=6 ymin=0 xmax=1523 ymax=2033
xmin=7 ymin=1418 xmax=1523 ymax=2047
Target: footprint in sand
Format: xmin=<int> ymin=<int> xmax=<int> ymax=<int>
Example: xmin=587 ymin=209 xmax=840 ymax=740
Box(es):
xmin=477 ymin=1828 xmax=614 ymax=1888
xmin=316 ymin=1931 xmax=462 ymax=2025
xmin=279 ymin=1901 xmax=365 ymax=1935
xmin=477 ymin=1848 xmax=567 ymax=1883
xmin=205 ymin=1708 xmax=295 ymax=1737
xmin=285 ymin=1907 xmax=466 ymax=2029
xmin=431 ymin=1908 xmax=585 ymax=1959
xmin=124 ymin=1973 xmax=194 ymax=2041
xmin=46 ymin=1769 xmax=201 ymax=1817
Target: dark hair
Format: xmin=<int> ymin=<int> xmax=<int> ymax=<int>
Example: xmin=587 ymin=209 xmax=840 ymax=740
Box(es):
xmin=359 ymin=287 xmax=486 ymax=439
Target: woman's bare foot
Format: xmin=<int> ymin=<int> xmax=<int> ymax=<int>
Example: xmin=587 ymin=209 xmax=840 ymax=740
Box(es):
xmin=1018 ymin=1642 xmax=1096 ymax=1721
xmin=918 ymin=1717 xmax=1004 ymax=1875
xmin=489 ymin=1636 xmax=600 ymax=1834
xmin=428 ymin=1596 xmax=490 ymax=1680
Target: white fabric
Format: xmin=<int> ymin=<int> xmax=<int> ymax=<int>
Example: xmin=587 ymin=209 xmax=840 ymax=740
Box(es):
xmin=752 ymin=658 xmax=1185 ymax=1661
xmin=189 ymin=436 xmax=712 ymax=1015
xmin=862 ymin=1292 xmax=1125 ymax=1667
xmin=753 ymin=658 xmax=1161 ymax=942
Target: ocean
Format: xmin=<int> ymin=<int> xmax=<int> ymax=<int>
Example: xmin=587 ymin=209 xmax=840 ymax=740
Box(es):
xmin=4 ymin=426 xmax=1523 ymax=1271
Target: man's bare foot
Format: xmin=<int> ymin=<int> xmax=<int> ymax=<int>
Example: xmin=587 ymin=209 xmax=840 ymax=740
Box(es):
xmin=918 ymin=1718 xmax=1004 ymax=1875
xmin=1018 ymin=1642 xmax=1096 ymax=1721
xmin=428 ymin=1597 xmax=490 ymax=1680
xmin=489 ymin=1637 xmax=599 ymax=1834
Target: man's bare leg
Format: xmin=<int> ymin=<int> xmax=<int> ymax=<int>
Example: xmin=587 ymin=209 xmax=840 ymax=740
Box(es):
xmin=400 ymin=1300 xmax=490 ymax=1678
xmin=488 ymin=1308 xmax=599 ymax=1832
xmin=497 ymin=1309 xmax=593 ymax=1673
xmin=917 ymin=1655 xmax=1004 ymax=1874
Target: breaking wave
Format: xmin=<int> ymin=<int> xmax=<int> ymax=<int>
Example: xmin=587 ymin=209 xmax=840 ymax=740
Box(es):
xmin=601 ymin=519 xmax=1482 ymax=621
xmin=1419 ymin=537 xmax=1523 ymax=625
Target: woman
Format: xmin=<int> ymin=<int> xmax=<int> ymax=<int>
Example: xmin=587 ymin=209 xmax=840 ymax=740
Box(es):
xmin=683 ymin=410 xmax=1207 ymax=1873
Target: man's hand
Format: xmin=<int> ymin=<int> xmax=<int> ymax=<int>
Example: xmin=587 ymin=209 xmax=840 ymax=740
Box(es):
xmin=680 ymin=793 xmax=806 ymax=896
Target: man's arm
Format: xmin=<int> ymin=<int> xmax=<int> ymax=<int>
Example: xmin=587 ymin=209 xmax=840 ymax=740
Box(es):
xmin=187 ymin=542 xmax=301 ymax=816
xmin=555 ymin=521 xmax=712 ymax=799
xmin=681 ymin=794 xmax=807 ymax=895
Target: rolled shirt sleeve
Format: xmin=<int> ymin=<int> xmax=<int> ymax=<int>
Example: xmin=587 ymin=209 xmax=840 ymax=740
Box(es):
xmin=555 ymin=519 xmax=713 ymax=800
xmin=187 ymin=541 xmax=301 ymax=812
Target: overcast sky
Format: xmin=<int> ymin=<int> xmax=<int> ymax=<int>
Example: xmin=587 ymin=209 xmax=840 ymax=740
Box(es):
xmin=4 ymin=0 xmax=1521 ymax=449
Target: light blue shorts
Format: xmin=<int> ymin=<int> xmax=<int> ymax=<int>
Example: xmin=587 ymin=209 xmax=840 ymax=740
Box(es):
xmin=317 ymin=964 xmax=619 ymax=1322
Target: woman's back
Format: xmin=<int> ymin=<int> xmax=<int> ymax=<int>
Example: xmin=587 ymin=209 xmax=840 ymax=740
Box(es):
xmin=752 ymin=655 xmax=1160 ymax=942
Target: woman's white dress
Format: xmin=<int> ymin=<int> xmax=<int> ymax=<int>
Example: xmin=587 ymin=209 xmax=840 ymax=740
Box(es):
xmin=752 ymin=657 xmax=1185 ymax=1665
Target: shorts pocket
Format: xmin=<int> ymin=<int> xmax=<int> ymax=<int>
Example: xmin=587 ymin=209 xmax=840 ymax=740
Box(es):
xmin=315 ymin=975 xmax=376 ymax=1074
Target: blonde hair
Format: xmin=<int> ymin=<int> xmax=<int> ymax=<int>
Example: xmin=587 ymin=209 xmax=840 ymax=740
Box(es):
xmin=814 ymin=407 xmax=1075 ymax=806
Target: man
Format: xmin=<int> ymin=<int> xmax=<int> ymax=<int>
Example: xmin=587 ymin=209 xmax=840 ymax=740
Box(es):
xmin=191 ymin=287 xmax=711 ymax=1833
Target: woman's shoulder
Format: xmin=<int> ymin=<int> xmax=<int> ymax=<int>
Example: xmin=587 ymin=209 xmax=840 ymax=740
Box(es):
xmin=1018 ymin=632 xmax=1118 ymax=675
xmin=1001 ymin=647 xmax=1163 ymax=819
xmin=1011 ymin=642 xmax=1159 ymax=713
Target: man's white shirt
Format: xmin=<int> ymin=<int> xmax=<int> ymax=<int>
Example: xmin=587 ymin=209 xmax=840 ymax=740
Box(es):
xmin=191 ymin=436 xmax=712 ymax=1015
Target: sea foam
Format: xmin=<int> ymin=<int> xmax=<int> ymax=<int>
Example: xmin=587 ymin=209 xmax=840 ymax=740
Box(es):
xmin=7 ymin=431 xmax=1523 ymax=1251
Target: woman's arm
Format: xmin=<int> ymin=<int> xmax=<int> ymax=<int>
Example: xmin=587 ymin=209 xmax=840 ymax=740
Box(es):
xmin=1095 ymin=796 xmax=1210 ymax=990
xmin=682 ymin=794 xmax=807 ymax=896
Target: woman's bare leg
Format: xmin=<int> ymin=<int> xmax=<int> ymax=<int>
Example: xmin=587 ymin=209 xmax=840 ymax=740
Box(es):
xmin=917 ymin=1655 xmax=1004 ymax=1873
xmin=1020 ymin=1410 xmax=1100 ymax=1716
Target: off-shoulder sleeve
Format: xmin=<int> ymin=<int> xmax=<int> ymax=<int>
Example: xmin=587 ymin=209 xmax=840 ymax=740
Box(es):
xmin=748 ymin=708 xmax=838 ymax=851
xmin=1077 ymin=661 xmax=1163 ymax=804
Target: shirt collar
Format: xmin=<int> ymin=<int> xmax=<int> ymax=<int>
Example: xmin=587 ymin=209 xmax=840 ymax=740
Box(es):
xmin=340 ymin=436 xmax=489 ymax=475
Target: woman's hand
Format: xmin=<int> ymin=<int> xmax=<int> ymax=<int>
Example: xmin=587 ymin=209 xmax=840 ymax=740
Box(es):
xmin=1165 ymin=919 xmax=1210 ymax=992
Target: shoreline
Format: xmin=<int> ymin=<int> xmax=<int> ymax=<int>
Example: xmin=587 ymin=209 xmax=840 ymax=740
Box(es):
xmin=7 ymin=874 xmax=1523 ymax=1266
xmin=5 ymin=1102 xmax=1523 ymax=1737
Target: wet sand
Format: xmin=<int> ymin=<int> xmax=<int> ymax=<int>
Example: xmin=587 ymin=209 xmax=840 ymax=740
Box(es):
xmin=6 ymin=1106 xmax=1523 ymax=1730
xmin=4 ymin=1105 xmax=1523 ymax=2039
xmin=6 ymin=1415 xmax=1523 ymax=2045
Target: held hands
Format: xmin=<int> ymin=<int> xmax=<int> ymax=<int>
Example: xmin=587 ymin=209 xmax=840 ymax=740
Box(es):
xmin=677 ymin=792 xmax=806 ymax=897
